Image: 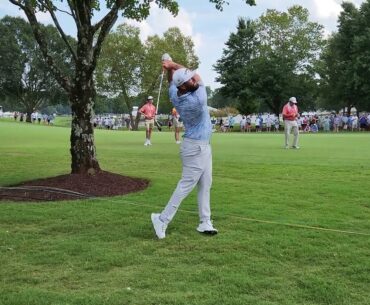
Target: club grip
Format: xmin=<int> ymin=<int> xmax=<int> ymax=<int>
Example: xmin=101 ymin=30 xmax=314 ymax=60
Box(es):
xmin=161 ymin=53 xmax=172 ymax=61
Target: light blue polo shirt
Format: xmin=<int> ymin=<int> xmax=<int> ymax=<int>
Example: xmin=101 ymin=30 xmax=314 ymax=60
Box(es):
xmin=169 ymin=81 xmax=212 ymax=141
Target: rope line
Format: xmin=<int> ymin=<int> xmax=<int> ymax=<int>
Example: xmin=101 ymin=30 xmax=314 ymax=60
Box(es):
xmin=91 ymin=197 xmax=370 ymax=237
xmin=1 ymin=187 xmax=368 ymax=237
xmin=0 ymin=186 xmax=94 ymax=199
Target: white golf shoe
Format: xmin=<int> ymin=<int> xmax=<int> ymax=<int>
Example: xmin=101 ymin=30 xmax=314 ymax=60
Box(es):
xmin=196 ymin=220 xmax=218 ymax=235
xmin=151 ymin=213 xmax=167 ymax=239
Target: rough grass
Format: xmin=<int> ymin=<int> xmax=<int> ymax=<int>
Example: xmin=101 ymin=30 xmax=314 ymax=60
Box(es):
xmin=0 ymin=120 xmax=369 ymax=305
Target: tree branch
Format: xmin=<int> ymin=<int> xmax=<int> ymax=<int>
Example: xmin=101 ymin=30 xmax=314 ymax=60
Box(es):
xmin=8 ymin=0 xmax=25 ymax=10
xmin=89 ymin=1 xmax=124 ymax=76
xmin=67 ymin=0 xmax=81 ymax=33
xmin=10 ymin=1 xmax=72 ymax=94
xmin=40 ymin=0 xmax=77 ymax=63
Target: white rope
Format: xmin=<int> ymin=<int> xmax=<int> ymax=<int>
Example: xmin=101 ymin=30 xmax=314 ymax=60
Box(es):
xmin=90 ymin=197 xmax=370 ymax=237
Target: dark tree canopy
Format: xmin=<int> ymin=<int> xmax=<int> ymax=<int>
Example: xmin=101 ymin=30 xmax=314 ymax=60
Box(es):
xmin=215 ymin=6 xmax=324 ymax=116
xmin=319 ymin=0 xmax=370 ymax=113
xmin=0 ymin=16 xmax=71 ymax=121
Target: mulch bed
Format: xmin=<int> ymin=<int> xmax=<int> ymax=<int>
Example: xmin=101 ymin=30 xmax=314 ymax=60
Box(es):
xmin=0 ymin=171 xmax=149 ymax=202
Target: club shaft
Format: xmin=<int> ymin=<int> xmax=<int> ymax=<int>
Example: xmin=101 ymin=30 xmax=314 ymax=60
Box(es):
xmin=156 ymin=71 xmax=164 ymax=115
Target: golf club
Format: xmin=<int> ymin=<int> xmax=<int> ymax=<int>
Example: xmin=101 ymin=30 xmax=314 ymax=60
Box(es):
xmin=154 ymin=71 xmax=164 ymax=131
xmin=154 ymin=53 xmax=172 ymax=131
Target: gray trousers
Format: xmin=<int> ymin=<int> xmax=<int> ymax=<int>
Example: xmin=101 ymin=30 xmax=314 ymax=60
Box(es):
xmin=284 ymin=120 xmax=299 ymax=147
xmin=160 ymin=138 xmax=212 ymax=225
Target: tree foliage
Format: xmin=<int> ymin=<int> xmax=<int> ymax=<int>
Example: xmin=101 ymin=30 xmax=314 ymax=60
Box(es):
xmin=215 ymin=6 xmax=324 ymax=115
xmin=96 ymin=25 xmax=199 ymax=129
xmin=0 ymin=16 xmax=71 ymax=121
xmin=319 ymin=0 xmax=370 ymax=113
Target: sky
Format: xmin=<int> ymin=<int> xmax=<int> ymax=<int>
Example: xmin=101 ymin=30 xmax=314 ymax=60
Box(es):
xmin=0 ymin=0 xmax=365 ymax=90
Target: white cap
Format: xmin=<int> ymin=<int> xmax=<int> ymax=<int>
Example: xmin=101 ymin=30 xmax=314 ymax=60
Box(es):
xmin=173 ymin=68 xmax=195 ymax=87
xmin=289 ymin=97 xmax=297 ymax=103
xmin=162 ymin=53 xmax=172 ymax=61
xmin=147 ymin=96 xmax=153 ymax=100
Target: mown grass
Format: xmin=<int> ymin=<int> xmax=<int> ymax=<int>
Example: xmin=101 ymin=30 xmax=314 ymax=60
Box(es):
xmin=0 ymin=120 xmax=369 ymax=305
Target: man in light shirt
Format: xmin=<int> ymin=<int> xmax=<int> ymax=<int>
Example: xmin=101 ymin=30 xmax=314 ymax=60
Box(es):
xmin=139 ymin=96 xmax=156 ymax=146
xmin=151 ymin=57 xmax=218 ymax=239
xmin=282 ymin=97 xmax=300 ymax=149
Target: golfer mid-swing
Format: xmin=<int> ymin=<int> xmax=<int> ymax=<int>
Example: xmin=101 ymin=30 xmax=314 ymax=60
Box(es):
xmin=151 ymin=56 xmax=218 ymax=239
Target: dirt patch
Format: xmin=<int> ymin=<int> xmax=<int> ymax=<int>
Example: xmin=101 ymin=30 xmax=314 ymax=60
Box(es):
xmin=0 ymin=171 xmax=149 ymax=202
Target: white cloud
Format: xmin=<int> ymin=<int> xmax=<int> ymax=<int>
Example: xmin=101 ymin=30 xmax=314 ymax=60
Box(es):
xmin=312 ymin=0 xmax=342 ymax=19
xmin=123 ymin=3 xmax=202 ymax=52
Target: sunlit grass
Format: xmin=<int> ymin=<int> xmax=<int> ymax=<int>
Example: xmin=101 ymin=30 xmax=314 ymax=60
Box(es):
xmin=0 ymin=121 xmax=369 ymax=305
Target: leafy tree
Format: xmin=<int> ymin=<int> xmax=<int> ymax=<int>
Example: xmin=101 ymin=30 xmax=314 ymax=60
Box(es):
xmin=214 ymin=18 xmax=258 ymax=114
xmin=9 ymin=0 xmax=255 ymax=174
xmin=0 ymin=16 xmax=71 ymax=122
xmin=352 ymin=0 xmax=370 ymax=112
xmin=215 ymin=6 xmax=324 ymax=116
xmin=96 ymin=25 xmax=199 ymax=130
xmin=318 ymin=2 xmax=361 ymax=114
xmin=208 ymin=88 xmax=238 ymax=110
xmin=95 ymin=23 xmax=144 ymax=128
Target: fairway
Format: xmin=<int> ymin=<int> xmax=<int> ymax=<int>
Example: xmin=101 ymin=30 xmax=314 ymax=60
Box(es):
xmin=0 ymin=120 xmax=369 ymax=305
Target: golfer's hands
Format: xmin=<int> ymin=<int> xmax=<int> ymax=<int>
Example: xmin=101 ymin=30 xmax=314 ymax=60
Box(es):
xmin=162 ymin=60 xmax=174 ymax=71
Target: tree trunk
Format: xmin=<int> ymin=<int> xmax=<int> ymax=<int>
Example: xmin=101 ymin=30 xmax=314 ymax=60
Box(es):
xmin=70 ymin=83 xmax=100 ymax=174
xmin=26 ymin=112 xmax=32 ymax=123
xmin=346 ymin=103 xmax=353 ymax=116
xmin=133 ymin=112 xmax=142 ymax=131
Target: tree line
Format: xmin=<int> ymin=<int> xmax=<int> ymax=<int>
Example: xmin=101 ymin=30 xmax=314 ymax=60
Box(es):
xmin=4 ymin=0 xmax=255 ymax=175
xmin=2 ymin=0 xmax=369 ymax=175
xmin=0 ymin=17 xmax=197 ymax=129
xmin=211 ymin=1 xmax=370 ymax=116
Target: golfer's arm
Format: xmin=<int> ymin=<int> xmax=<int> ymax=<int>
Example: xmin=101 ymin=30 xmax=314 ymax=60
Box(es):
xmin=163 ymin=61 xmax=183 ymax=83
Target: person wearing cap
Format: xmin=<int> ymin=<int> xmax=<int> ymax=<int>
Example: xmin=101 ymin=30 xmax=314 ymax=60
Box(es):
xmin=150 ymin=56 xmax=218 ymax=239
xmin=139 ymin=96 xmax=156 ymax=146
xmin=282 ymin=97 xmax=300 ymax=149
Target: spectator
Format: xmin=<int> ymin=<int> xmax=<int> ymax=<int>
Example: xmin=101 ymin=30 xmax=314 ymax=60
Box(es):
xmin=139 ymin=96 xmax=156 ymax=146
xmin=240 ymin=116 xmax=246 ymax=132
xmin=274 ymin=117 xmax=280 ymax=132
xmin=333 ymin=114 xmax=340 ymax=132
xmin=229 ymin=116 xmax=234 ymax=131
xmin=282 ymin=97 xmax=299 ymax=149
xmin=323 ymin=116 xmax=330 ymax=132
xmin=255 ymin=116 xmax=261 ymax=132
xmin=246 ymin=115 xmax=252 ymax=132
xmin=359 ymin=114 xmax=367 ymax=131
xmin=266 ymin=114 xmax=273 ymax=132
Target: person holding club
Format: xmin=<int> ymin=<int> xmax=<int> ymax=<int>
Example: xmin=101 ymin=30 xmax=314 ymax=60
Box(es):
xmin=139 ymin=96 xmax=156 ymax=146
xmin=282 ymin=96 xmax=300 ymax=149
xmin=151 ymin=54 xmax=218 ymax=239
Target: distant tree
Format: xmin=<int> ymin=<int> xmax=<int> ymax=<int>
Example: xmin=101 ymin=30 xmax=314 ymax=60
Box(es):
xmin=0 ymin=16 xmax=70 ymax=121
xmin=208 ymin=88 xmax=239 ymax=110
xmin=9 ymin=0 xmax=255 ymax=174
xmin=318 ymin=2 xmax=361 ymax=114
xmin=215 ymin=6 xmax=324 ymax=116
xmin=352 ymin=0 xmax=370 ymax=112
xmin=96 ymin=25 xmax=199 ymax=130
xmin=95 ymin=24 xmax=144 ymax=128
xmin=214 ymin=18 xmax=258 ymax=114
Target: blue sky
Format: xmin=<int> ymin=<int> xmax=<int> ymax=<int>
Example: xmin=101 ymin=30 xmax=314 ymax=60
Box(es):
xmin=0 ymin=0 xmax=364 ymax=90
